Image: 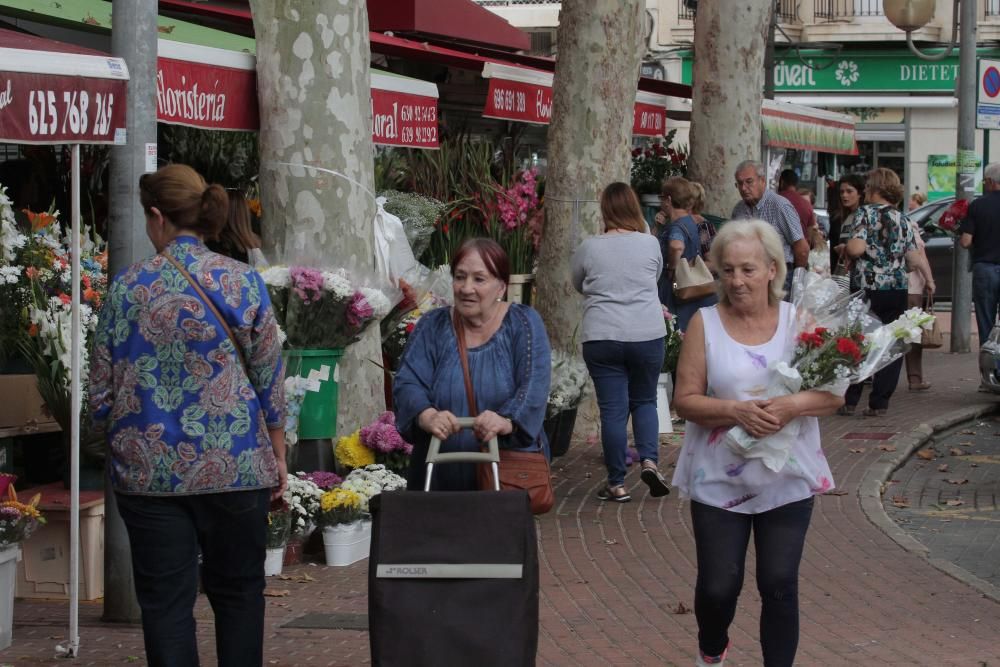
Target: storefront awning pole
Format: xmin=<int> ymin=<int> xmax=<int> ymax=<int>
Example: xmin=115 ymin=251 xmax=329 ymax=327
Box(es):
xmin=69 ymin=142 xmax=81 ymax=658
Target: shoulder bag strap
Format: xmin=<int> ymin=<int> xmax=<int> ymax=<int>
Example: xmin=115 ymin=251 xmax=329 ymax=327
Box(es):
xmin=160 ymin=251 xmax=250 ymax=375
xmin=452 ymin=309 xmax=478 ymax=416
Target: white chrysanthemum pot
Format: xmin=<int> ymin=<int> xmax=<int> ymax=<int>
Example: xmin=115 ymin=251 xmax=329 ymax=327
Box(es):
xmin=657 ymin=373 xmax=674 ymax=435
xmin=322 ymin=519 xmax=371 ymax=567
xmin=264 ymin=546 xmax=285 ymax=577
xmin=0 ymin=545 xmax=22 ymax=650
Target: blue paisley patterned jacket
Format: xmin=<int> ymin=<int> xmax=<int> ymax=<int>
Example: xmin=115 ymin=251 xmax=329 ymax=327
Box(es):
xmin=89 ymin=235 xmax=285 ymax=495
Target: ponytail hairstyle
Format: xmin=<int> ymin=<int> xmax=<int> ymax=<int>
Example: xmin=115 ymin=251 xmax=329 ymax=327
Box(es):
xmin=139 ymin=164 xmax=228 ymax=239
xmin=219 ymin=188 xmax=262 ymax=254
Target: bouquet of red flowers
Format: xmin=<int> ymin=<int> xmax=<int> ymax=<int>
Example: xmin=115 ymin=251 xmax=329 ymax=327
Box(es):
xmin=725 ymin=269 xmax=934 ymax=471
xmin=936 ymin=198 xmax=968 ymax=233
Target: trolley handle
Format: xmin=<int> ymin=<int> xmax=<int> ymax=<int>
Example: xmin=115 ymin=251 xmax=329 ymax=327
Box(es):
xmin=424 ymin=417 xmax=500 ymax=492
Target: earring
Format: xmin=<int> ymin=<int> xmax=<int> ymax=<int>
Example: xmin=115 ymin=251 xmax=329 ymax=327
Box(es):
xmin=496 ymin=297 xmax=503 ymax=302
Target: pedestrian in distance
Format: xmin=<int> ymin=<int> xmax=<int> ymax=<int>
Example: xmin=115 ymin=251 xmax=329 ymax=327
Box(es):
xmin=776 ymin=168 xmax=817 ymax=238
xmin=659 ymin=176 xmax=719 ymax=332
xmin=959 ymin=162 xmax=1000 ymax=346
xmin=394 ymin=238 xmax=551 ymax=491
xmin=207 ymin=187 xmax=264 ymax=267
xmin=904 ymin=211 xmax=934 ymax=390
xmin=839 ymin=168 xmax=934 ymax=416
xmin=731 ymin=161 xmax=809 ymax=296
xmin=908 ymin=189 xmax=927 ymax=212
xmin=672 ymin=220 xmax=844 ymax=667
xmin=829 ymin=173 xmax=866 ymax=288
xmin=571 ymin=182 xmax=671 ymax=503
xmin=89 ymin=164 xmax=288 ymax=667
xmin=690 ymin=181 xmax=718 ymax=261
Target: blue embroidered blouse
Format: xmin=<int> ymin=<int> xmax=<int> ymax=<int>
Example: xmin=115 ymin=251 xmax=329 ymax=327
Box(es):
xmin=393 ymin=304 xmax=551 ymax=491
xmin=89 ymin=235 xmax=285 ymax=495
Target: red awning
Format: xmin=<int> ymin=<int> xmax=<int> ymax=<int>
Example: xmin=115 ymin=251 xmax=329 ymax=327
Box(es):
xmin=480 ymin=62 xmax=670 ymax=136
xmin=368 ymin=0 xmax=529 ymax=52
xmin=0 ymin=28 xmax=129 ymax=145
xmin=157 ymin=39 xmax=259 ymax=132
xmin=371 ymin=71 xmax=439 ymax=148
xmin=369 ymin=31 xmax=692 ymax=101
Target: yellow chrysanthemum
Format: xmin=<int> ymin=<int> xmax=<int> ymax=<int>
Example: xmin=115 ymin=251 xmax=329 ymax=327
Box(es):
xmin=335 ymin=430 xmax=375 ymax=468
xmin=320 ymin=488 xmax=362 ymax=512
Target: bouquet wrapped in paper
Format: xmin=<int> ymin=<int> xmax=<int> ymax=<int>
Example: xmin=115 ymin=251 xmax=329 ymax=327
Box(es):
xmin=260 ymin=265 xmax=397 ymax=349
xmin=380 ymin=265 xmax=452 ymax=366
xmin=724 ymin=269 xmax=935 ymax=472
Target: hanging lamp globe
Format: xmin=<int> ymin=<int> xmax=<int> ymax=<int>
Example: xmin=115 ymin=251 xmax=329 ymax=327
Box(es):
xmin=883 ymin=0 xmax=936 ymax=32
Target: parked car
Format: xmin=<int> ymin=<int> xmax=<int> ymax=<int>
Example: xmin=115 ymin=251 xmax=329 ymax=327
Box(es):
xmin=906 ymin=196 xmax=980 ymax=303
xmin=979 ymin=323 xmax=1000 ymax=393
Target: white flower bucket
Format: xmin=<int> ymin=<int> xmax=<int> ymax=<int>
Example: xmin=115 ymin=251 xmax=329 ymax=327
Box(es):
xmin=657 ymin=373 xmax=673 ymax=435
xmin=322 ymin=520 xmax=372 ymax=567
xmin=0 ymin=545 xmax=21 ymax=650
xmin=264 ymin=546 xmax=285 ymax=577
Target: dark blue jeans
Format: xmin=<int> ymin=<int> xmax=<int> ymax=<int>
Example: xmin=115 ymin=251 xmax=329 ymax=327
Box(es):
xmin=973 ymin=262 xmax=1000 ymax=345
xmin=117 ymin=489 xmax=270 ymax=667
xmin=845 ymin=288 xmax=907 ymax=410
xmin=691 ymin=497 xmax=814 ymax=667
xmin=582 ymin=338 xmax=664 ymax=487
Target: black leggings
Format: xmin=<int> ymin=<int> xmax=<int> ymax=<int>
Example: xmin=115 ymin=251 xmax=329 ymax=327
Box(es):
xmin=690 ymin=497 xmax=814 ymax=667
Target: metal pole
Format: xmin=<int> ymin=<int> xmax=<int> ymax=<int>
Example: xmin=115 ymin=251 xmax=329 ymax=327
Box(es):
xmin=761 ymin=0 xmax=777 ymax=162
xmin=105 ymin=0 xmax=157 ymax=623
xmin=951 ymin=0 xmax=976 ymax=353
xmin=68 ymin=143 xmax=81 ymax=658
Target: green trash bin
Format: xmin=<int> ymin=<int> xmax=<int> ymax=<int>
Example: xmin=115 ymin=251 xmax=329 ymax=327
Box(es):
xmin=284 ymin=348 xmax=344 ymax=440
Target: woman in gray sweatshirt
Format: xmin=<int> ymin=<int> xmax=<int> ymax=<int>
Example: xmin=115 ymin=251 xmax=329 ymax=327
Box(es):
xmin=571 ymin=182 xmax=670 ymax=503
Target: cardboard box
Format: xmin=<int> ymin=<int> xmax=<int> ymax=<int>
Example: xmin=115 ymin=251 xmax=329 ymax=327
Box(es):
xmin=0 ymin=375 xmax=59 ymax=432
xmin=15 ymin=482 xmax=104 ymax=601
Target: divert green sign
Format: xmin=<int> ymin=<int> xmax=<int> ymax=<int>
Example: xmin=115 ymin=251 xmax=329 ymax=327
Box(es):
xmin=678 ymin=49 xmax=1000 ymax=93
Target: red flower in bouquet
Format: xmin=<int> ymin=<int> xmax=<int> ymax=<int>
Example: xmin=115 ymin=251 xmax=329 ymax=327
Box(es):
xmin=938 ymin=199 xmax=969 ymax=232
xmin=798 ymin=330 xmax=825 ymax=348
xmin=835 ymin=337 xmax=862 ymax=362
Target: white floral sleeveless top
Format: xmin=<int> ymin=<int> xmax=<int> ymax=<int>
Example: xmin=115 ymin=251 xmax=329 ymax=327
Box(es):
xmin=671 ymin=302 xmax=834 ymax=514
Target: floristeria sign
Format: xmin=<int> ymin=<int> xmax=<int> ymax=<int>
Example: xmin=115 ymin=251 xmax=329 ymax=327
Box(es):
xmin=156 ymin=40 xmax=258 ymax=132
xmin=0 ymin=42 xmax=128 ymax=145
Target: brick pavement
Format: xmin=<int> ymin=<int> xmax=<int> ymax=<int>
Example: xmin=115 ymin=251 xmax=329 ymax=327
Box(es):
xmin=3 ymin=349 xmax=1000 ymax=666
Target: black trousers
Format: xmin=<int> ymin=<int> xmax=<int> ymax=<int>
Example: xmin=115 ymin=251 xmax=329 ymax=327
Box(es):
xmin=117 ymin=489 xmax=270 ymax=667
xmin=845 ymin=288 xmax=908 ymax=410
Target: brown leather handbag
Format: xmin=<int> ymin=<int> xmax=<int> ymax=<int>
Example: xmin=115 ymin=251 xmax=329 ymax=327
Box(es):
xmin=453 ymin=311 xmax=554 ymax=515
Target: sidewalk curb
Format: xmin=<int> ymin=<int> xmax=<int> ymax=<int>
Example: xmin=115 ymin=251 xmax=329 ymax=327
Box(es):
xmin=858 ymin=402 xmax=1000 ymax=604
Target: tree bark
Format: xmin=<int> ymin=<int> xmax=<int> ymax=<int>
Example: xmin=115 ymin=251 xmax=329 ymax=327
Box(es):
xmin=535 ymin=0 xmax=644 ymax=354
xmin=251 ymin=1 xmax=384 ymax=433
xmin=687 ymin=0 xmax=773 ymax=217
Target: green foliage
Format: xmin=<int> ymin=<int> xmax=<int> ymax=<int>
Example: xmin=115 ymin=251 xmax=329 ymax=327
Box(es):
xmin=158 ymin=125 xmax=259 ymax=187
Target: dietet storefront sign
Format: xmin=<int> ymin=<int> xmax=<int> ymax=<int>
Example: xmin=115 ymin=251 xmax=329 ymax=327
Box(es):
xmin=680 ymin=49 xmax=1000 ymax=93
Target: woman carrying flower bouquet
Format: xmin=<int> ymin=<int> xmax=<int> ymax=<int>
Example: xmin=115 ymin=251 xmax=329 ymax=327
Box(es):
xmin=672 ymin=220 xmax=844 ymax=667
xmin=393 ymin=238 xmax=551 ymax=491
xmin=840 ymin=168 xmax=935 ymax=416
xmin=571 ymin=183 xmax=671 ymax=503
xmin=89 ymin=164 xmax=287 ymax=667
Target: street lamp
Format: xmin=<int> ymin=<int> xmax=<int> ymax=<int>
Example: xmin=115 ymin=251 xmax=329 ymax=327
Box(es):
xmin=884 ymin=0 xmax=959 ymax=60
xmin=885 ymin=0 xmax=976 ymax=353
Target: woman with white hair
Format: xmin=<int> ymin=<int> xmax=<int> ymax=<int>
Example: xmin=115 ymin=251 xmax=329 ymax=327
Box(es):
xmin=672 ymin=220 xmax=844 ymax=667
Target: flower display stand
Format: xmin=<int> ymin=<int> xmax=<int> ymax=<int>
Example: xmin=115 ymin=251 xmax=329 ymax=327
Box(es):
xmin=0 ymin=545 xmax=20 ymax=650
xmin=264 ymin=546 xmax=285 ymax=577
xmin=322 ymin=519 xmax=371 ymax=567
xmin=656 ymin=373 xmax=674 ymax=435
xmin=284 ymin=348 xmax=344 ymax=440
xmin=505 ymin=274 xmax=534 ymax=306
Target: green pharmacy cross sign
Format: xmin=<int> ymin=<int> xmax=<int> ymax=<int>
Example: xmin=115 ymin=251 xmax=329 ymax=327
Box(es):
xmin=679 ymin=49 xmax=1000 ymax=93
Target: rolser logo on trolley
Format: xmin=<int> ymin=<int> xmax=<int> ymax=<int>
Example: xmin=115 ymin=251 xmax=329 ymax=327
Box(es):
xmin=382 ymin=566 xmax=429 ymax=576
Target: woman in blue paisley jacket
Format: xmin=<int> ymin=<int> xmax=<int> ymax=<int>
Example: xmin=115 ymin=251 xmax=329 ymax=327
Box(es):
xmin=89 ymin=164 xmax=286 ymax=667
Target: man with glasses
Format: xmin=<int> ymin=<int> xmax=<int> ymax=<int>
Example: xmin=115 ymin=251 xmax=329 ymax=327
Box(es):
xmin=731 ymin=160 xmax=809 ymax=295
